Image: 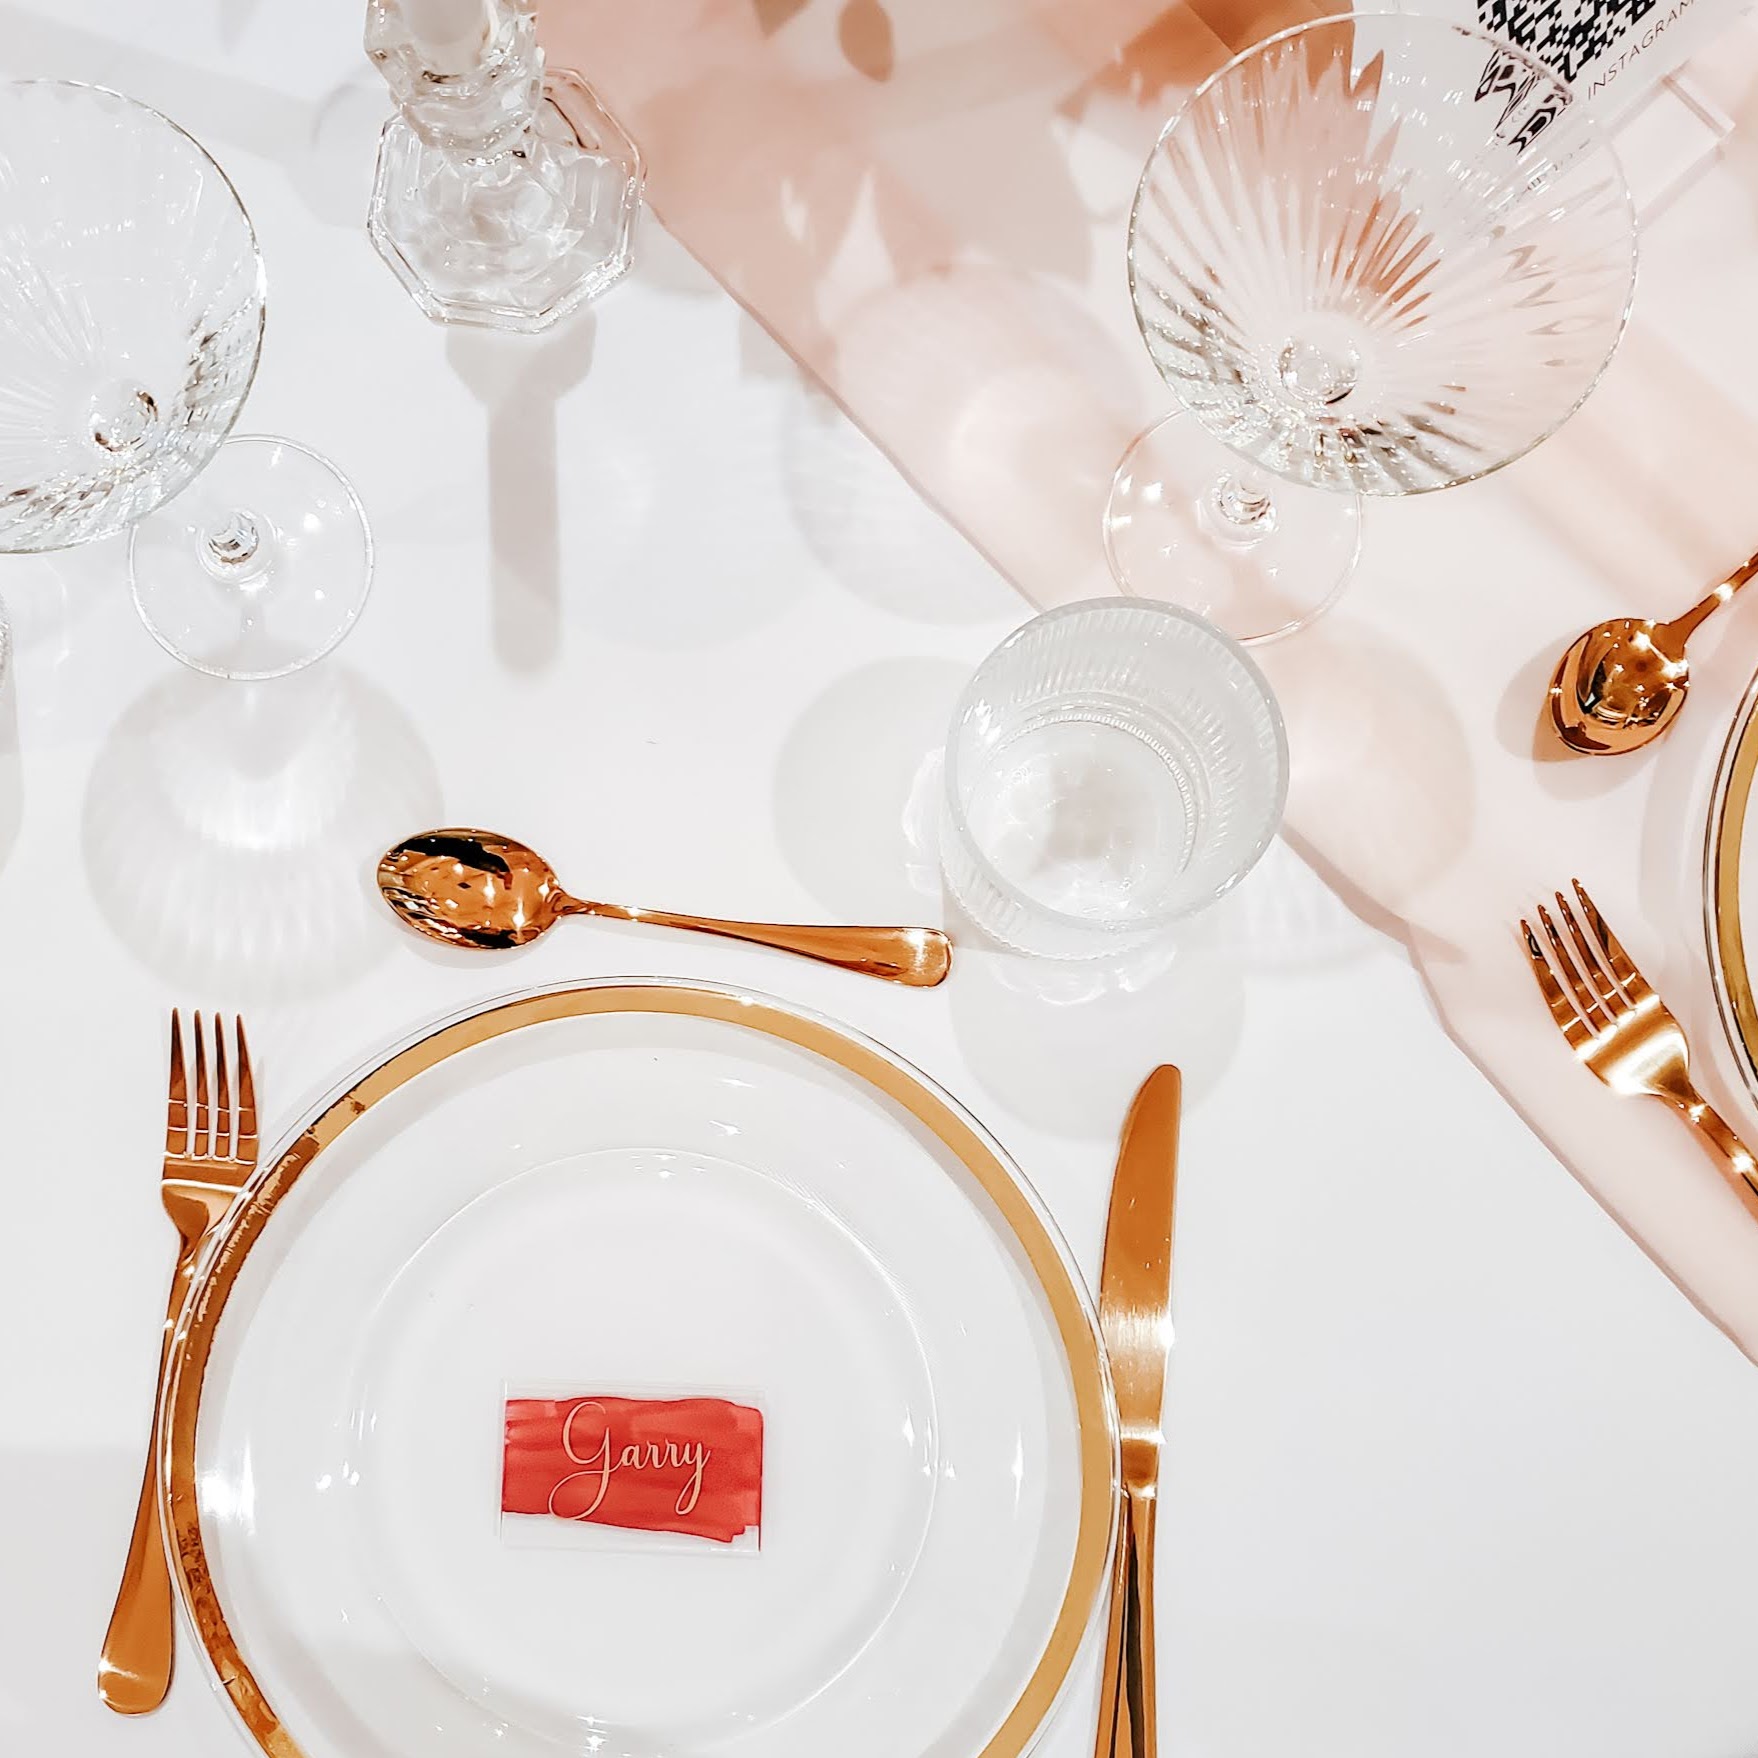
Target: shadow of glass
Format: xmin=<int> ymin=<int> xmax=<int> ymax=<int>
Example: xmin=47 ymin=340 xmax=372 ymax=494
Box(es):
xmin=1507 ymin=327 xmax=1758 ymax=608
xmin=1198 ymin=837 xmax=1381 ymax=975
xmin=1 ymin=531 xmax=117 ymax=639
xmin=0 ymin=3 xmax=368 ymax=236
xmin=1260 ymin=617 xmax=1475 ymax=920
xmin=779 ymin=386 xmax=1020 ymax=625
xmin=825 ymin=265 xmax=1144 ymax=606
xmin=946 ymin=899 xmax=1245 ymax=1139
xmin=446 ymin=320 xmax=599 ymax=675
xmin=542 ymin=374 xmax=816 ymax=653
xmin=81 ymin=665 xmax=442 ymax=1000
xmin=772 ymin=655 xmax=973 ymax=918
xmin=304 ymin=71 xmax=393 ymax=231
xmin=0 ymin=657 xmax=18 ymax=882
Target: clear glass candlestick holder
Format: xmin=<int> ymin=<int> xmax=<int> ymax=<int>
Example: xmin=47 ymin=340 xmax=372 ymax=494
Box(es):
xmin=940 ymin=599 xmax=1288 ymax=960
xmin=366 ymin=0 xmax=643 ymax=333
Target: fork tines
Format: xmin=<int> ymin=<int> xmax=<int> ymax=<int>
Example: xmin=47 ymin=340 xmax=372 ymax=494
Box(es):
xmin=1519 ymin=878 xmax=1652 ymax=1048
xmin=166 ymin=1010 xmax=256 ymax=1166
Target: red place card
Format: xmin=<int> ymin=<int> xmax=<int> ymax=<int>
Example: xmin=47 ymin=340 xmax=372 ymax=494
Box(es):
xmin=502 ymin=1395 xmax=764 ymax=1545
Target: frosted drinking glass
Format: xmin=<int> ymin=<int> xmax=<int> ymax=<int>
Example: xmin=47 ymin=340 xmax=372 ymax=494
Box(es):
xmin=940 ymin=600 xmax=1288 ymax=960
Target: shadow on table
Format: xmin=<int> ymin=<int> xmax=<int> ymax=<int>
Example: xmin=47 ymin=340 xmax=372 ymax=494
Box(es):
xmin=772 ymin=654 xmax=969 ymax=920
xmin=1260 ymin=615 xmax=1476 ymax=926
xmin=769 ymin=651 xmax=1386 ymax=1135
xmin=1508 ymin=327 xmax=1758 ymax=614
xmin=944 ymin=886 xmax=1245 ymax=1139
xmin=80 ymin=664 xmax=441 ymax=1002
xmin=0 ymin=4 xmax=383 ymax=235
xmin=0 ymin=656 xmax=18 ymax=883
xmin=778 ymin=384 xmax=1021 ymax=628
xmin=0 ymin=1445 xmax=127 ymax=1746
xmin=446 ymin=320 xmax=598 ymax=676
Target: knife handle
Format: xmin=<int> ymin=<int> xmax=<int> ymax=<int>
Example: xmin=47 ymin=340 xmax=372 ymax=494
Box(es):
xmin=1092 ymin=1513 xmax=1129 ymax=1758
xmin=1096 ymin=1487 xmax=1158 ymax=1758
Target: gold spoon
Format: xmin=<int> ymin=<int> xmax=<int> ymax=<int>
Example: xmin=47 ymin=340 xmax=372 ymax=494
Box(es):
xmin=378 ymin=829 xmax=952 ymax=986
xmin=1549 ymin=548 xmax=1758 ymax=755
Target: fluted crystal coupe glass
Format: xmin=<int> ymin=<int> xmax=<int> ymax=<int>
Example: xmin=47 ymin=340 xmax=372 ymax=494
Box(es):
xmin=1104 ymin=14 xmax=1637 ymax=643
xmin=0 ymin=81 xmax=371 ymax=679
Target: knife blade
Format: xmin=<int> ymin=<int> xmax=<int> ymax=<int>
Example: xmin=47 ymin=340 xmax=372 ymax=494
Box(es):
xmin=1092 ymin=1064 xmax=1182 ymax=1758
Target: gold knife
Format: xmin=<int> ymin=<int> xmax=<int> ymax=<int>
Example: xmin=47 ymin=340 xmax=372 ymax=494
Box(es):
xmin=1092 ymin=1065 xmax=1182 ymax=1758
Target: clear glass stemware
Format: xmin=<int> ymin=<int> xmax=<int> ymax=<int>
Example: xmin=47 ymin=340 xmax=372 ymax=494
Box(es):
xmin=0 ymin=80 xmax=372 ymax=679
xmin=941 ymin=598 xmax=1288 ymax=960
xmin=1104 ymin=14 xmax=1638 ymax=643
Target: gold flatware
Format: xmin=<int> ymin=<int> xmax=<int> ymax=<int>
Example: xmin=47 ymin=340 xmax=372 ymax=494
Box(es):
xmin=1092 ymin=1065 xmax=1182 ymax=1758
xmin=1521 ymin=881 xmax=1758 ymax=1223
xmin=99 ymin=1011 xmax=258 ymax=1715
xmin=1548 ymin=548 xmax=1758 ymax=755
xmin=377 ymin=828 xmax=953 ymax=986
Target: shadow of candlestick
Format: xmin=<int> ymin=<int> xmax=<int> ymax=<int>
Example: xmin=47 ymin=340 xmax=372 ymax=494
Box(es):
xmin=446 ymin=320 xmax=598 ymax=676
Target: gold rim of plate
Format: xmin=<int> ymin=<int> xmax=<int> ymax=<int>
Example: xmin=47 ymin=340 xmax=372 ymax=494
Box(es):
xmin=1706 ymin=672 xmax=1758 ymax=1094
xmin=159 ymin=978 xmax=1120 ymax=1758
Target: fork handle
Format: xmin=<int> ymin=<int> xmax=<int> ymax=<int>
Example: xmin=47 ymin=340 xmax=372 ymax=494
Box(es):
xmin=97 ymin=1248 xmax=198 ymax=1714
xmin=1672 ymin=1091 xmax=1758 ymax=1225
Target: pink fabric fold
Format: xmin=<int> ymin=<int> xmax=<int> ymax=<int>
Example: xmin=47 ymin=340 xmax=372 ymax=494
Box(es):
xmin=543 ymin=0 xmax=1758 ymax=1362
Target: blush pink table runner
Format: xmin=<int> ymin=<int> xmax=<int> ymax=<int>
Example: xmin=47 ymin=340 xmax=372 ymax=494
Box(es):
xmin=543 ymin=0 xmax=1758 ymax=1362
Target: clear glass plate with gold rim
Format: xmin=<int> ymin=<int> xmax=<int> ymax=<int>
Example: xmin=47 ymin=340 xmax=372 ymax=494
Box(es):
xmin=161 ymin=979 xmax=1116 ymax=1758
xmin=1704 ymin=674 xmax=1758 ymax=1106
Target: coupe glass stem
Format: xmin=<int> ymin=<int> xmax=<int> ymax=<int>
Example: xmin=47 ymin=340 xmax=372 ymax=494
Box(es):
xmin=1102 ymin=413 xmax=1359 ymax=644
xmin=200 ymin=509 xmax=270 ymax=584
xmin=1206 ymin=473 xmax=1277 ymax=541
xmin=130 ymin=435 xmax=372 ymax=680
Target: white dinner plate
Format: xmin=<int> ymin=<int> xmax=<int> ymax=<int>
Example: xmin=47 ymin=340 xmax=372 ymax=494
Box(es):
xmin=163 ymin=980 xmax=1116 ymax=1758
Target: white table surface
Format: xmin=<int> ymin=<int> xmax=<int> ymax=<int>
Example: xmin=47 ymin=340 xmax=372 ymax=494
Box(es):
xmin=3 ymin=4 xmax=1758 ymax=1756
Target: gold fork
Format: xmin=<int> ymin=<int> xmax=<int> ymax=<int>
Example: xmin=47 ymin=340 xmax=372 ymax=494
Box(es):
xmin=1520 ymin=881 xmax=1758 ymax=1226
xmin=99 ymin=1011 xmax=258 ymax=1715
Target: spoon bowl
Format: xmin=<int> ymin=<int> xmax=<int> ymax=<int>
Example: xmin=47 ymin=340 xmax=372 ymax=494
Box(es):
xmin=377 ymin=828 xmax=953 ymax=986
xmin=1548 ymin=549 xmax=1758 ymax=756
xmin=1548 ymin=616 xmax=1690 ymax=756
xmin=379 ymin=830 xmax=567 ymax=949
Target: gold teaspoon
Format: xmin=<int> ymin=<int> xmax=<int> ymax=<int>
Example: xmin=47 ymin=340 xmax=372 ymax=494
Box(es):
xmin=377 ymin=829 xmax=952 ymax=986
xmin=1549 ymin=548 xmax=1758 ymax=755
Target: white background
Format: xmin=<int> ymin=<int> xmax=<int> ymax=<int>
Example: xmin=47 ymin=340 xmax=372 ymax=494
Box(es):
xmin=2 ymin=4 xmax=1758 ymax=1756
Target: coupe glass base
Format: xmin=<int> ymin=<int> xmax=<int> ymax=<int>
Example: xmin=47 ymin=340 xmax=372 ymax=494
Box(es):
xmin=129 ymin=435 xmax=372 ymax=681
xmin=1103 ymin=412 xmax=1360 ymax=645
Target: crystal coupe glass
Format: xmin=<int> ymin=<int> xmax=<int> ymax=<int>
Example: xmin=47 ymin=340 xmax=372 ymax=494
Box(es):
xmin=1103 ymin=14 xmax=1638 ymax=643
xmin=0 ymin=82 xmax=371 ymax=679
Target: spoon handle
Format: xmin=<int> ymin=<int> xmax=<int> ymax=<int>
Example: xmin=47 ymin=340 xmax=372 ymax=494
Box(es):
xmin=568 ymin=899 xmax=952 ymax=987
xmin=1665 ymin=547 xmax=1758 ymax=644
